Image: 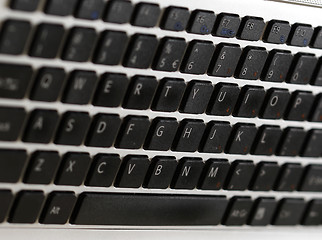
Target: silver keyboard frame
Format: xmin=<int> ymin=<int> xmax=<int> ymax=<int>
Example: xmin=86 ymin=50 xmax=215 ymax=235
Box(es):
xmin=0 ymin=0 xmax=322 ymax=238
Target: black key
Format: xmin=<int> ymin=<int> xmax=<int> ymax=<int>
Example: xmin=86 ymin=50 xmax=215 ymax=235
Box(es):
xmin=55 ymin=152 xmax=91 ymax=186
xmin=179 ymin=80 xmax=213 ymax=114
xmin=0 ymin=20 xmax=31 ymax=55
xmin=199 ymin=121 xmax=232 ymax=153
xmin=92 ymin=73 xmax=129 ymax=107
xmin=144 ymin=118 xmax=178 ymax=151
xmin=213 ymin=13 xmax=240 ymax=38
xmin=312 ymin=58 xmax=322 ymax=86
xmin=311 ymin=27 xmax=322 ymax=49
xmin=144 ymin=156 xmax=177 ymax=189
xmin=172 ymin=119 xmax=205 ymax=152
xmin=29 ymin=67 xmax=65 ymax=102
xmin=151 ymin=78 xmax=186 ymax=112
xmin=152 ymin=37 xmax=187 ymax=72
xmin=62 ymin=70 xmax=98 ymax=105
xmin=171 ymin=158 xmax=204 ymax=190
xmin=62 ymin=27 xmax=97 ymax=62
xmin=160 ymin=7 xmax=190 ymax=32
xmin=131 ymin=3 xmax=160 ymax=28
xmin=310 ymin=94 xmax=322 ymax=122
xmin=248 ymin=198 xmax=277 ymax=226
xmin=115 ymin=116 xmax=150 ymax=149
xmin=103 ymin=0 xmax=133 ymax=24
xmin=0 ymin=63 xmax=33 ymax=99
xmin=54 ymin=111 xmax=91 ymax=146
xmin=85 ymin=114 xmax=121 ymax=148
xmin=44 ymin=0 xmax=78 ymax=16
xmin=234 ymin=85 xmax=266 ymax=118
xmin=224 ymin=160 xmax=255 ymax=191
xmin=115 ymin=155 xmax=150 ymax=188
xmin=123 ymin=34 xmax=158 ymax=69
xmin=260 ymin=88 xmax=291 ymax=119
xmin=0 ymin=149 xmax=27 ymax=183
xmin=71 ymin=193 xmax=228 ymax=226
xmin=75 ymin=0 xmax=105 ymax=20
xmin=23 ymin=151 xmax=60 ymax=185
xmin=275 ymin=163 xmax=303 ymax=191
xmin=235 ymin=47 xmax=268 ymax=80
xmin=226 ymin=123 xmax=257 ymax=155
xmin=0 ymin=190 xmax=13 ymax=223
xmin=252 ymin=125 xmax=282 ymax=156
xmin=288 ymin=23 xmax=314 ymax=47
xmin=187 ymin=10 xmax=216 ymax=35
xmin=302 ymin=200 xmax=322 ymax=225
xmin=29 ymin=23 xmax=65 ymax=59
xmin=40 ymin=192 xmax=77 ymax=224
xmin=223 ymin=197 xmax=252 ymax=226
xmin=8 ymin=191 xmax=45 ymax=224
xmin=180 ymin=40 xmax=215 ymax=75
xmin=10 ymin=0 xmax=39 ymax=11
xmin=208 ymin=43 xmax=242 ymax=77
xmin=273 ymin=198 xmax=306 ymax=225
xmin=263 ymin=20 xmax=291 ymax=44
xmin=287 ymin=53 xmax=317 ymax=85
xmin=238 ymin=16 xmax=265 ymax=41
xmin=0 ymin=107 xmax=26 ymax=141
xmin=261 ymin=50 xmax=293 ymax=82
xmin=207 ymin=83 xmax=240 ymax=116
xmin=85 ymin=154 xmax=121 ymax=187
xmin=300 ymin=165 xmax=322 ymax=192
xmin=92 ymin=31 xmax=128 ymax=66
xmin=301 ymin=129 xmax=322 ymax=157
xmin=23 ymin=109 xmax=59 ymax=143
xmin=198 ymin=159 xmax=230 ymax=190
xmin=250 ymin=162 xmax=280 ymax=191
xmin=285 ymin=91 xmax=314 ymax=121
xmin=277 ymin=127 xmax=306 ymax=156
xmin=122 ymin=75 xmax=158 ymax=110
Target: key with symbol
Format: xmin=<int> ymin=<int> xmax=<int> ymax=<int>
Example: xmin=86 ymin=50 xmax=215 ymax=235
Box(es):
xmin=250 ymin=162 xmax=280 ymax=191
xmin=152 ymin=37 xmax=187 ymax=72
xmin=302 ymin=199 xmax=322 ymax=225
xmin=273 ymin=198 xmax=306 ymax=225
xmin=248 ymin=197 xmax=277 ymax=226
xmin=261 ymin=50 xmax=293 ymax=82
xmin=0 ymin=20 xmax=31 ymax=55
xmin=160 ymin=7 xmax=190 ymax=32
xmin=223 ymin=197 xmax=253 ymax=226
xmin=287 ymin=53 xmax=317 ymax=85
xmin=224 ymin=160 xmax=255 ymax=190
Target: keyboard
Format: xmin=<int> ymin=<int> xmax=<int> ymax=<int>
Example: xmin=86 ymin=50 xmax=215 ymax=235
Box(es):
xmin=1 ymin=0 xmax=322 ymax=236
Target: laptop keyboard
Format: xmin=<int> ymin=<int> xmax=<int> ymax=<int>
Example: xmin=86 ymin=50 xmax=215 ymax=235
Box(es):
xmin=0 ymin=0 xmax=322 ymax=227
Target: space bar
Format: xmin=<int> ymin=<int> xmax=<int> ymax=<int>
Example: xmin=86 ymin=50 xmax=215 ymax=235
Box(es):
xmin=71 ymin=193 xmax=228 ymax=226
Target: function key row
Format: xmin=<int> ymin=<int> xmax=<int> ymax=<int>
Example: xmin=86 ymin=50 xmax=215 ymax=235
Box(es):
xmin=1 ymin=189 xmax=321 ymax=226
xmin=1 ymin=149 xmax=322 ymax=193
xmin=1 ymin=20 xmax=321 ymax=86
xmin=2 ymin=107 xmax=322 ymax=157
xmin=2 ymin=63 xmax=322 ymax=123
xmin=9 ymin=0 xmax=322 ymax=49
